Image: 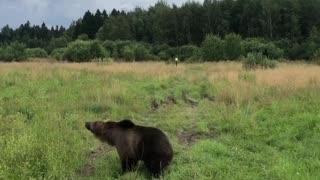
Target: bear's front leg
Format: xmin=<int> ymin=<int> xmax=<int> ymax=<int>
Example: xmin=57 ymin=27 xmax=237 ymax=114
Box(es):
xmin=121 ymin=157 xmax=137 ymax=173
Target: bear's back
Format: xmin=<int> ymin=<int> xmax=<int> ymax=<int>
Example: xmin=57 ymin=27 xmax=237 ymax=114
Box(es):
xmin=134 ymin=126 xmax=173 ymax=160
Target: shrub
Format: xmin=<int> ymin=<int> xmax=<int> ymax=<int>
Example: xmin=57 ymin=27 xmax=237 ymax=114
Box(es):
xmin=146 ymin=54 xmax=160 ymax=61
xmin=166 ymin=47 xmax=179 ymax=59
xmin=0 ymin=42 xmax=26 ymax=62
xmin=134 ymin=44 xmax=150 ymax=61
xmin=152 ymin=44 xmax=170 ymax=55
xmin=46 ymin=36 xmax=69 ymax=54
xmin=313 ymin=49 xmax=320 ymax=65
xmin=122 ymin=46 xmax=135 ymax=61
xmin=102 ymin=40 xmax=116 ymax=57
xmin=177 ymin=45 xmax=200 ymax=61
xmin=201 ymin=34 xmax=224 ymax=61
xmin=274 ymin=39 xmax=291 ymax=59
xmin=77 ymin=34 xmax=89 ymax=41
xmin=242 ymin=39 xmax=283 ymax=59
xmin=224 ymin=33 xmax=242 ymax=60
xmin=287 ymin=43 xmax=304 ymax=60
xmin=63 ymin=40 xmax=106 ymax=62
xmin=51 ymin=48 xmax=66 ymax=61
xmin=313 ymin=49 xmax=320 ymax=60
xmin=243 ymin=52 xmax=277 ymax=70
xmin=304 ymin=41 xmax=318 ymax=60
xmin=90 ymin=41 xmax=109 ymax=59
xmin=113 ymin=40 xmax=133 ymax=59
xmin=26 ymin=48 xmax=48 ymax=58
xmin=159 ymin=51 xmax=170 ymax=61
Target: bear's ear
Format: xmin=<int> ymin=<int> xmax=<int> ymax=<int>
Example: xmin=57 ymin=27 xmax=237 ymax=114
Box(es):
xmin=118 ymin=119 xmax=135 ymax=128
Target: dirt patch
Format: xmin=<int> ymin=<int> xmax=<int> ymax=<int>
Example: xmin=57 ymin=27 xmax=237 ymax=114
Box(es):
xmin=182 ymin=93 xmax=198 ymax=107
xmin=77 ymin=145 xmax=112 ymax=177
xmin=178 ymin=129 xmax=218 ymax=145
xmin=151 ymin=96 xmax=177 ymax=111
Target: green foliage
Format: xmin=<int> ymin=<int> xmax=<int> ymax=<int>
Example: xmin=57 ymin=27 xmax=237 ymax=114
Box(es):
xmin=102 ymin=40 xmax=116 ymax=57
xmin=90 ymin=41 xmax=108 ymax=59
xmin=46 ymin=36 xmax=69 ymax=54
xmin=0 ymin=42 xmax=26 ymax=61
xmin=158 ymin=51 xmax=171 ymax=61
xmin=287 ymin=43 xmax=305 ymax=60
xmin=97 ymin=16 xmax=133 ymax=41
xmin=201 ymin=34 xmax=224 ymax=61
xmin=112 ymin=40 xmax=133 ymax=59
xmin=243 ymin=52 xmax=278 ymax=70
xmin=134 ymin=44 xmax=150 ymax=61
xmin=63 ymin=40 xmax=106 ymax=62
xmin=50 ymin=48 xmax=66 ymax=61
xmin=25 ymin=48 xmax=48 ymax=58
xmin=1 ymin=0 xmax=320 ymax=61
xmin=242 ymin=39 xmax=283 ymax=59
xmin=77 ymin=34 xmax=89 ymax=41
xmin=224 ymin=33 xmax=242 ymax=60
xmin=2 ymin=0 xmax=320 ymax=62
xmin=313 ymin=49 xmax=320 ymax=65
xmin=102 ymin=41 xmax=152 ymax=61
xmin=152 ymin=44 xmax=170 ymax=55
xmin=177 ymin=45 xmax=200 ymax=61
xmin=122 ymin=46 xmax=135 ymax=61
xmin=313 ymin=49 xmax=320 ymax=60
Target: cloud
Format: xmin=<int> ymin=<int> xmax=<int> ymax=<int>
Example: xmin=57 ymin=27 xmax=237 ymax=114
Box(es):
xmin=0 ymin=0 xmax=204 ymax=28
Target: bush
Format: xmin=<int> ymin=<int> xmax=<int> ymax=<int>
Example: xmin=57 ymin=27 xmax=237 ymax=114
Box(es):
xmin=224 ymin=33 xmax=242 ymax=60
xmin=26 ymin=48 xmax=48 ymax=58
xmin=201 ymin=34 xmax=224 ymax=61
xmin=313 ymin=49 xmax=320 ymax=65
xmin=102 ymin=40 xmax=116 ymax=57
xmin=152 ymin=44 xmax=170 ymax=55
xmin=274 ymin=39 xmax=291 ymax=59
xmin=0 ymin=42 xmax=26 ymax=62
xmin=113 ymin=40 xmax=133 ymax=59
xmin=287 ymin=43 xmax=304 ymax=60
xmin=77 ymin=34 xmax=89 ymax=41
xmin=134 ymin=44 xmax=150 ymax=61
xmin=122 ymin=46 xmax=135 ymax=61
xmin=242 ymin=39 xmax=283 ymax=59
xmin=51 ymin=48 xmax=66 ymax=61
xmin=177 ymin=45 xmax=200 ymax=61
xmin=63 ymin=40 xmax=106 ymax=62
xmin=159 ymin=51 xmax=170 ymax=61
xmin=46 ymin=37 xmax=69 ymax=54
xmin=313 ymin=49 xmax=320 ymax=60
xmin=90 ymin=41 xmax=109 ymax=59
xmin=303 ymin=41 xmax=318 ymax=60
xmin=243 ymin=52 xmax=277 ymax=70
xmin=102 ymin=41 xmax=158 ymax=61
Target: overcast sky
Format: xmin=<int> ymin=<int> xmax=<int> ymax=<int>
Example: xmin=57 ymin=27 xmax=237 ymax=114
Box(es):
xmin=0 ymin=0 xmax=203 ymax=28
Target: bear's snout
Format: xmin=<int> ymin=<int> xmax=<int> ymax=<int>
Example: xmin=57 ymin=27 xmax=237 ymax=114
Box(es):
xmin=85 ymin=122 xmax=91 ymax=130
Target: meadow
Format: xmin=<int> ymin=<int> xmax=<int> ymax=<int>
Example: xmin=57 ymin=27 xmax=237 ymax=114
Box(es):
xmin=0 ymin=61 xmax=319 ymax=180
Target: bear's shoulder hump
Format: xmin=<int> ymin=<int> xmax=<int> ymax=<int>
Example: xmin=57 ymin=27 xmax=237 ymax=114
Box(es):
xmin=118 ymin=119 xmax=135 ymax=128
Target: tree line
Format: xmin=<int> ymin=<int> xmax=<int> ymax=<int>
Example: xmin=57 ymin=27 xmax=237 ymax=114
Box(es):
xmin=1 ymin=0 xmax=320 ymax=62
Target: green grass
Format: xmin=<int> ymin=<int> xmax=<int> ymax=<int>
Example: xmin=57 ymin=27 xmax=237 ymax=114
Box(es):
xmin=0 ymin=63 xmax=319 ymax=180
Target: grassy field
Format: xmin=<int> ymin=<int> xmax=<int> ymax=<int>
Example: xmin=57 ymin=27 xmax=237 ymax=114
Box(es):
xmin=0 ymin=61 xmax=319 ymax=180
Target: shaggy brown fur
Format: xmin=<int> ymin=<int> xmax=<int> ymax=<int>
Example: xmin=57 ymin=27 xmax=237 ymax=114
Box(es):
xmin=85 ymin=119 xmax=173 ymax=177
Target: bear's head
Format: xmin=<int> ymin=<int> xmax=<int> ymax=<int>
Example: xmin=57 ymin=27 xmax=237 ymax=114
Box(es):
xmin=85 ymin=121 xmax=117 ymax=145
xmin=85 ymin=119 xmax=135 ymax=146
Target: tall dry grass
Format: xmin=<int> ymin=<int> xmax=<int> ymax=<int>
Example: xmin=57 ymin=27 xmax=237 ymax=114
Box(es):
xmin=1 ymin=61 xmax=319 ymax=88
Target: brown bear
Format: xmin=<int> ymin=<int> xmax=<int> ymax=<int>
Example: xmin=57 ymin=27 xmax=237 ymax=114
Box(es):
xmin=85 ymin=119 xmax=173 ymax=177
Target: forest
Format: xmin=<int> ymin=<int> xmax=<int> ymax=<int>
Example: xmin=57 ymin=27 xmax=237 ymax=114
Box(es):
xmin=1 ymin=0 xmax=320 ymax=62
